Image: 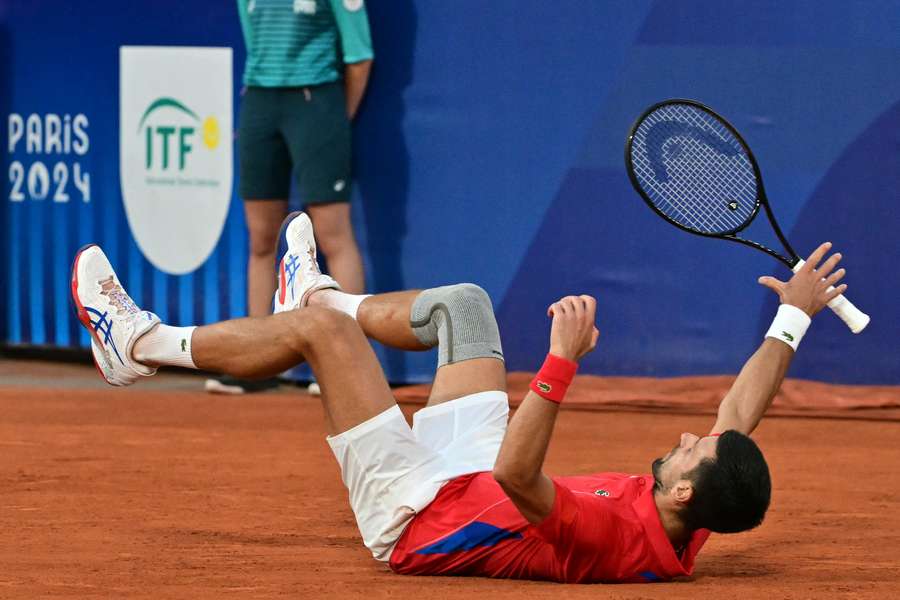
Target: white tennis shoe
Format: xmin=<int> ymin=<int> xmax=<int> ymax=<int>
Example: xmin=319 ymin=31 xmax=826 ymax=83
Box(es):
xmin=273 ymin=211 xmax=340 ymax=314
xmin=71 ymin=244 xmax=160 ymax=386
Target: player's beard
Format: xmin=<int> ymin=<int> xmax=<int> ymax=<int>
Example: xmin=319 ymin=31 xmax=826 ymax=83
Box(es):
xmin=651 ymin=457 xmax=665 ymax=491
xmin=652 ymin=443 xmax=679 ymax=491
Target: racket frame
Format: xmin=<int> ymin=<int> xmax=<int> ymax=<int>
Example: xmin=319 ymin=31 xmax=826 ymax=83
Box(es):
xmin=624 ymin=98 xmax=800 ymax=269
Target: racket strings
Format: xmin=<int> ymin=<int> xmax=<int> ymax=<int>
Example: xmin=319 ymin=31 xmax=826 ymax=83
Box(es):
xmin=629 ymin=104 xmax=757 ymax=235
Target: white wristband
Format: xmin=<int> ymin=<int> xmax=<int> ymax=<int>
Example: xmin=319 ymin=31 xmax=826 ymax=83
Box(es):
xmin=764 ymin=304 xmax=811 ymax=351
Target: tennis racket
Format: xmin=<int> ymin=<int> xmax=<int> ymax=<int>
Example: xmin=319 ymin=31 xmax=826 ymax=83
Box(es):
xmin=624 ymin=98 xmax=869 ymax=333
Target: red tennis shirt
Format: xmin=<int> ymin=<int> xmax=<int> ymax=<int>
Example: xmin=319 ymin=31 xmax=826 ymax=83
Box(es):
xmin=389 ymin=471 xmax=710 ymax=583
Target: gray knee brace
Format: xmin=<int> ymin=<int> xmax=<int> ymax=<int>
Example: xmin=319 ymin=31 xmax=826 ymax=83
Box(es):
xmin=409 ymin=283 xmax=504 ymax=368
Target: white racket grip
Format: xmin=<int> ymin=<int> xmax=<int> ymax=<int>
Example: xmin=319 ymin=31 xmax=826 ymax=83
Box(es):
xmin=792 ymin=259 xmax=870 ymax=333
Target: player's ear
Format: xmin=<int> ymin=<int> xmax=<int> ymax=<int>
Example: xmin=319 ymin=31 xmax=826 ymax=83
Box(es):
xmin=672 ymin=479 xmax=694 ymax=504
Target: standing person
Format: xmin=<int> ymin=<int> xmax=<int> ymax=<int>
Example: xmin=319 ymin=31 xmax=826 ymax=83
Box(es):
xmin=206 ymin=0 xmax=373 ymax=394
xmin=73 ymin=211 xmax=849 ymax=583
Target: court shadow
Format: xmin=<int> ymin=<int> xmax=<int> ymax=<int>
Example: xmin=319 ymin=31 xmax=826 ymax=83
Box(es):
xmin=692 ymin=560 xmax=781 ymax=580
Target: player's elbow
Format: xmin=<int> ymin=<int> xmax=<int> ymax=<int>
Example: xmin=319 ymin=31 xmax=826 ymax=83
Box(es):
xmin=492 ymin=465 xmax=532 ymax=495
xmin=492 ymin=472 xmax=523 ymax=500
xmin=492 ymin=465 xmax=516 ymax=489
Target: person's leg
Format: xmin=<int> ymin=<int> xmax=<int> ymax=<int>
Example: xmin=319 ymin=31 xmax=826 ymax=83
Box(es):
xmin=408 ymin=284 xmax=507 ymax=405
xmin=347 ymin=285 xmax=509 ymax=481
xmin=309 ymin=284 xmax=507 ymax=556
xmin=277 ymin=212 xmax=506 ymax=406
xmin=73 ymin=242 xmax=438 ymax=562
xmin=306 ymin=202 xmax=365 ymax=294
xmin=209 ymin=87 xmax=293 ymax=394
xmin=136 ymin=307 xmax=395 ymax=435
xmin=237 ymin=86 xmax=293 ymax=318
xmin=284 ymin=81 xmax=363 ymax=294
xmin=205 ymin=199 xmax=286 ymax=394
xmin=325 ymin=289 xmax=424 ymax=349
xmin=245 ymin=200 xmax=288 ymax=317
xmin=311 ymin=284 xmax=507 ymax=405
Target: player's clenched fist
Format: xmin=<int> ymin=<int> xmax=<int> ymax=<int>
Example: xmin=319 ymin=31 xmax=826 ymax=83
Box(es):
xmin=547 ymin=295 xmax=600 ymax=361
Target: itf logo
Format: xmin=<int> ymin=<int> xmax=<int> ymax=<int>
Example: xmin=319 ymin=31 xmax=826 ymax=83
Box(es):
xmin=120 ymin=46 xmax=232 ymax=275
xmin=139 ymin=97 xmax=221 ymax=171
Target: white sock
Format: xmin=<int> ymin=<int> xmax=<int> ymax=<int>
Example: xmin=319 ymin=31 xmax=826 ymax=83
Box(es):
xmin=133 ymin=324 xmax=198 ymax=369
xmin=315 ymin=289 xmax=371 ymax=320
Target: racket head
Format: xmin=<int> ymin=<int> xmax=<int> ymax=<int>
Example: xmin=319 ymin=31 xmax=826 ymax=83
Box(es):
xmin=625 ymin=99 xmax=765 ymax=237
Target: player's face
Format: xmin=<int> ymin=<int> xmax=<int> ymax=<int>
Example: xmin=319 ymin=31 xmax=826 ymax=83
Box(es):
xmin=651 ymin=433 xmax=719 ymax=490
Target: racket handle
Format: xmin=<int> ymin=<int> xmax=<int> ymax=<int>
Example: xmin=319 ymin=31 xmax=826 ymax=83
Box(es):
xmin=792 ymin=259 xmax=870 ymax=333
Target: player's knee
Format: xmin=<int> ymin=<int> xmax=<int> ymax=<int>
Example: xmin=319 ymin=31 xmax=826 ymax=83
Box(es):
xmin=409 ymin=283 xmax=503 ymax=367
xmin=288 ymin=305 xmax=357 ymax=352
xmin=457 ymin=282 xmax=492 ymax=309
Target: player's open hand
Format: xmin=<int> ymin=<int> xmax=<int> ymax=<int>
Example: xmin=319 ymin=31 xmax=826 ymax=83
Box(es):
xmin=547 ymin=295 xmax=600 ymax=361
xmin=757 ymin=242 xmax=848 ymax=317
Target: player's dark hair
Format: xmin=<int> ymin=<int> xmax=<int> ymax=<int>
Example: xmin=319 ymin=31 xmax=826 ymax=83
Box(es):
xmin=682 ymin=430 xmax=771 ymax=534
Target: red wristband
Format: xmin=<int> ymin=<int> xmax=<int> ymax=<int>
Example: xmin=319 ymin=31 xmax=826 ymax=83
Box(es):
xmin=530 ymin=353 xmax=578 ymax=404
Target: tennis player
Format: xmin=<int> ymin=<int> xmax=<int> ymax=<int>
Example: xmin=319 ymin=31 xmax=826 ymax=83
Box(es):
xmin=71 ymin=212 xmax=847 ymax=583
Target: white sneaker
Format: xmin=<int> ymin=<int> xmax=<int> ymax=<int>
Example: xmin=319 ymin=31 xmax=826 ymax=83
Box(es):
xmin=71 ymin=244 xmax=160 ymax=386
xmin=273 ymin=211 xmax=340 ymax=314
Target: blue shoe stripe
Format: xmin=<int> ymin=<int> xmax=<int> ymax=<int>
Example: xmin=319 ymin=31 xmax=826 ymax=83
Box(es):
xmin=275 ymin=211 xmax=306 ymax=305
xmin=85 ymin=306 xmax=124 ymax=365
xmin=284 ymin=254 xmax=301 ymax=301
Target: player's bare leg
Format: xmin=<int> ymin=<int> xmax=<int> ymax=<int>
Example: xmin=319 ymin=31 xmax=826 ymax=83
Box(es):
xmin=72 ymin=241 xmax=394 ymax=434
xmin=136 ymin=307 xmax=395 ymax=435
xmin=309 ymin=289 xmax=423 ymax=349
xmin=425 ymin=357 xmax=506 ymax=405
xmin=311 ymin=285 xmax=507 ymax=406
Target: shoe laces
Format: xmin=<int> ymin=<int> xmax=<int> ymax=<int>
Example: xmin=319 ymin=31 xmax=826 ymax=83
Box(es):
xmin=302 ymin=242 xmax=322 ymax=278
xmin=99 ymin=276 xmax=140 ymax=316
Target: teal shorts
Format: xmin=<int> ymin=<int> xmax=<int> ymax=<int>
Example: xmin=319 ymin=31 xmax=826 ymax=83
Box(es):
xmin=237 ymin=82 xmax=351 ymax=203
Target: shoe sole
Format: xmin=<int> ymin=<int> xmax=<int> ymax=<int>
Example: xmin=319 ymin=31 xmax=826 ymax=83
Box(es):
xmin=70 ymin=243 xmax=114 ymax=385
xmin=276 ymin=211 xmax=306 ymax=308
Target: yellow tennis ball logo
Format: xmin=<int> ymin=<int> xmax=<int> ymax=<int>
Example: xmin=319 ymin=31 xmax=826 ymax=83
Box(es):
xmin=202 ymin=116 xmax=220 ymax=149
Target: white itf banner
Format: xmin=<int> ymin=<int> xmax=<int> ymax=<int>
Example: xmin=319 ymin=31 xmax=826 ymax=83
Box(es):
xmin=120 ymin=46 xmax=233 ymax=275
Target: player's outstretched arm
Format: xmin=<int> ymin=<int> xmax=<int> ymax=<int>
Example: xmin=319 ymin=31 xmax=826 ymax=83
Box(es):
xmin=493 ymin=295 xmax=599 ymax=523
xmin=711 ymin=242 xmax=848 ymax=436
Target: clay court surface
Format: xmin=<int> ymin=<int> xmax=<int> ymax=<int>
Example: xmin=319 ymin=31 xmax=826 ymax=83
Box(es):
xmin=2 ymin=359 xmax=899 ymax=599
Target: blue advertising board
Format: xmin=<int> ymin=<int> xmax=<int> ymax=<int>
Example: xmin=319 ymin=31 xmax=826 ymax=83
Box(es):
xmin=2 ymin=1 xmax=898 ymax=384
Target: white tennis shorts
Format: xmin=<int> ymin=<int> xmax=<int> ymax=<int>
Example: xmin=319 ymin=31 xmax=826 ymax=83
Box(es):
xmin=326 ymin=390 xmax=509 ymax=561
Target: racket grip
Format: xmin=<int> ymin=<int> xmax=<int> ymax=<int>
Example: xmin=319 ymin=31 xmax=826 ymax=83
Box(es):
xmin=792 ymin=259 xmax=870 ymax=333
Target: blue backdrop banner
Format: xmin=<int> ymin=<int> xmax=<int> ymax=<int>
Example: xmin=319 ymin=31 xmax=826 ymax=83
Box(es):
xmin=2 ymin=1 xmax=898 ymax=385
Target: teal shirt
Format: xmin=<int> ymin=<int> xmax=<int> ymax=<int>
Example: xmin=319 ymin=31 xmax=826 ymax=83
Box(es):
xmin=238 ymin=0 xmax=374 ymax=87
